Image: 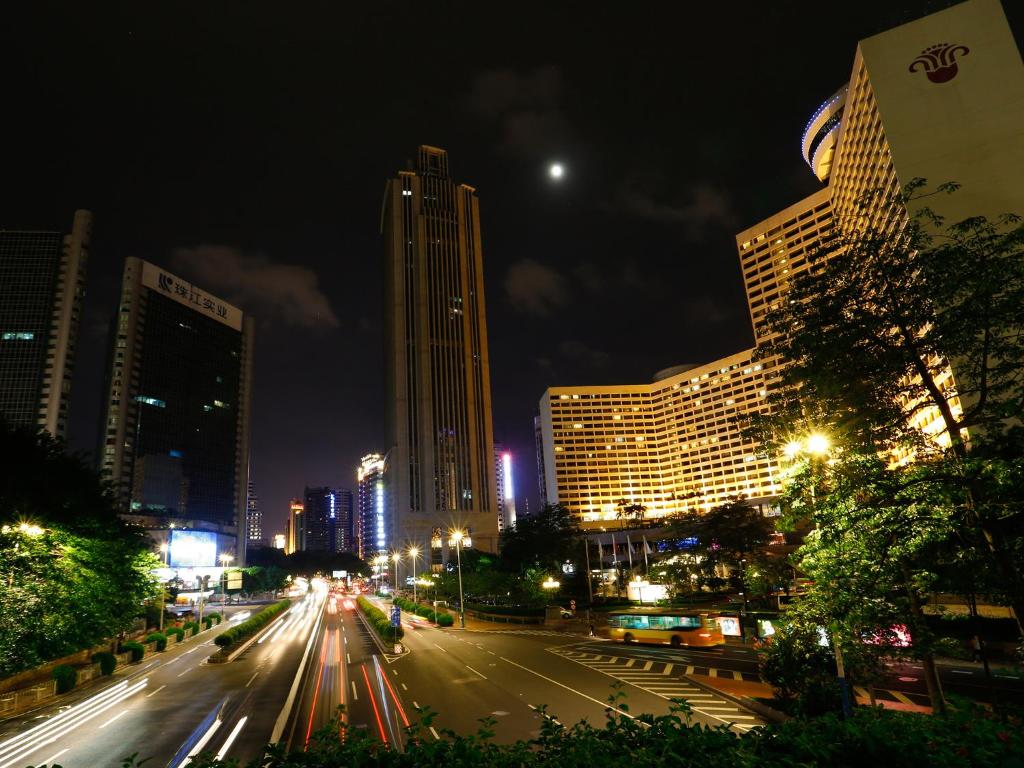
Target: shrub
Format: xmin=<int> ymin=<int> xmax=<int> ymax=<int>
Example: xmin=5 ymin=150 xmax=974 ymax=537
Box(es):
xmin=466 ymin=603 xmax=543 ymax=617
xmin=183 ymin=621 xmax=201 ymax=635
xmin=145 ymin=632 xmax=168 ymax=651
xmin=436 ymin=613 xmax=455 ymax=627
xmin=357 ymin=596 xmax=404 ymax=642
xmin=758 ymin=622 xmax=840 ymax=717
xmin=213 ymin=599 xmax=290 ymax=648
xmin=121 ymin=640 xmax=145 ymax=662
xmin=933 ymin=636 xmax=973 ymax=661
xmin=206 ymin=612 xmax=222 ymax=625
xmin=165 ymin=626 xmax=185 ymax=641
xmin=91 ymin=651 xmax=117 ymax=675
xmin=52 ymin=664 xmax=77 ymax=694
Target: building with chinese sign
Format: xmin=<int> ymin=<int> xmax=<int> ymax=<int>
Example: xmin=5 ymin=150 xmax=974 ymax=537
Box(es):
xmin=98 ymin=257 xmax=254 ymax=564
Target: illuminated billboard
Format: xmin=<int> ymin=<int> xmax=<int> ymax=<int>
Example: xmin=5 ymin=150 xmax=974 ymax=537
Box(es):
xmin=169 ymin=529 xmax=217 ymax=568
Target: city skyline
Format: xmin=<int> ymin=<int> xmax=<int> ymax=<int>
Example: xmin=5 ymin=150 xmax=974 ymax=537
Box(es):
xmin=4 ymin=1 xmax=1022 ymax=535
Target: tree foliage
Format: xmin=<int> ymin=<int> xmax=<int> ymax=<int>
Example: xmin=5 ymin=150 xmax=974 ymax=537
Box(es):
xmin=0 ymin=422 xmax=160 ymax=677
xmin=499 ymin=504 xmax=582 ymax=576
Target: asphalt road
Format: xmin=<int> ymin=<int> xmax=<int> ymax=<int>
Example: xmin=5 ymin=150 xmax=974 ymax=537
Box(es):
xmin=0 ymin=592 xmax=325 ymax=768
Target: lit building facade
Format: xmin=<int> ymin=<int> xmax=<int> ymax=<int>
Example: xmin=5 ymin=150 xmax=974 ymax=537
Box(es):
xmin=493 ymin=445 xmax=517 ymax=534
xmin=0 ymin=210 xmax=91 ymax=440
xmin=98 ymin=258 xmax=254 ymax=563
xmin=286 ymin=499 xmax=304 ymax=555
xmin=381 ymin=146 xmax=500 ymax=562
xmin=272 ymin=533 xmax=286 ymax=550
xmin=537 ymin=350 xmax=778 ymax=525
xmin=538 ymin=0 xmax=1023 ymax=525
xmin=357 ymin=453 xmax=385 ymax=560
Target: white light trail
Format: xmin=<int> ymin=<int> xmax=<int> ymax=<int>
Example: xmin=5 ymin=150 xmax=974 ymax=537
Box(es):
xmin=214 ymin=716 xmax=248 ymax=760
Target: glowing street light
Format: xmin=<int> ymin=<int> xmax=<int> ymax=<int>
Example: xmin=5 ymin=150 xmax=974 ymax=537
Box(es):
xmin=542 ymin=577 xmax=561 ymax=590
xmin=391 ymin=551 xmax=402 ymax=594
xmin=449 ymin=529 xmax=466 ymax=628
xmin=806 ymin=433 xmax=830 ymax=456
xmin=408 ymin=546 xmax=420 ymax=603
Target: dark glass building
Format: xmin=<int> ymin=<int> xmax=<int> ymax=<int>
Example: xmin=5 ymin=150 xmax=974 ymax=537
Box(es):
xmin=303 ymin=486 xmax=355 ymax=553
xmin=0 ymin=210 xmax=91 ymax=439
xmin=99 ymin=258 xmax=254 ymax=562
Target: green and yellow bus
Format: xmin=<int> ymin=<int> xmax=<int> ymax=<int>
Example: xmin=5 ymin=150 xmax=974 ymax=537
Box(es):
xmin=607 ymin=612 xmax=725 ymax=647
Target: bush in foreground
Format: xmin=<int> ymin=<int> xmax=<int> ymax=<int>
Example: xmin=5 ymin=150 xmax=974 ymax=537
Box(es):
xmin=51 ymin=664 xmax=77 ymax=694
xmin=91 ymin=651 xmax=117 ymax=675
xmin=182 ymin=695 xmax=1022 ymax=768
xmin=164 ymin=626 xmax=185 ymax=642
xmin=183 ymin=621 xmax=201 ymax=635
xmin=144 ymin=632 xmax=167 ymax=651
xmin=357 ymin=596 xmax=404 ymax=642
xmin=213 ymin=600 xmax=289 ymax=648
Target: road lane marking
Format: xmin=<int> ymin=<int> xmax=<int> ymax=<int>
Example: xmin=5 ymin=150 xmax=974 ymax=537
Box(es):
xmin=413 ymin=701 xmax=419 ymax=708
xmin=732 ymin=671 xmax=743 ymax=681
xmin=488 ymin=651 xmax=496 ymax=655
xmin=401 ymin=683 xmax=407 ymax=690
xmin=99 ymin=710 xmax=128 ymax=729
xmin=499 ymin=657 xmax=639 ymax=723
xmin=146 ymin=684 xmax=166 ymax=698
xmin=466 ymin=665 xmax=488 ymax=680
xmin=177 ymin=667 xmax=192 ymax=677
xmin=351 ymin=681 xmax=358 ymax=700
xmin=950 ymin=669 xmax=972 ymax=674
xmin=890 ymin=691 xmax=915 ymax=705
xmin=686 ymin=665 xmax=695 ymax=675
xmin=270 ymin=595 xmax=326 ymax=743
xmin=708 ymin=669 xmax=717 ymax=678
xmin=246 ymin=672 xmax=259 ymax=687
xmin=429 ymin=726 xmax=440 ymax=740
xmin=433 ymin=643 xmax=448 ymax=653
xmin=347 ymin=653 xmax=351 ymax=664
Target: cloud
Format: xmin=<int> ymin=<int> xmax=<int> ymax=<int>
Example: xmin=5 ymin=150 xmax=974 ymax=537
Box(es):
xmin=170 ymin=245 xmax=339 ymax=329
xmin=464 ymin=67 xmax=571 ymax=157
xmin=616 ymin=183 xmax=738 ymax=238
xmin=559 ymin=339 xmax=610 ymax=369
xmin=504 ymin=258 xmax=566 ymax=316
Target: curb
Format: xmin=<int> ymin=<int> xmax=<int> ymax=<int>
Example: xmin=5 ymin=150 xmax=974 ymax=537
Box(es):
xmin=682 ymin=674 xmax=788 ymax=724
xmin=355 ymin=607 xmax=409 ymax=658
xmin=207 ymin=605 xmax=291 ymax=664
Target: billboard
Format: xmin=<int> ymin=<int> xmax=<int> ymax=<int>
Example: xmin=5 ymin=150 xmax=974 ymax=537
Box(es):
xmin=169 ymin=529 xmax=218 ymax=568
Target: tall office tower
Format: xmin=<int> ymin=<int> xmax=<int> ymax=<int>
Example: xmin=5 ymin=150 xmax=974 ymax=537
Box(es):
xmin=286 ymin=499 xmax=304 ymax=554
xmin=98 ymin=258 xmax=254 ymax=562
xmin=0 ymin=210 xmax=91 ymax=440
xmin=356 ymin=453 xmax=385 ymax=561
xmin=382 ymin=146 xmax=500 ymax=564
xmin=493 ymin=445 xmax=517 ymax=534
xmin=534 ymin=415 xmax=548 ymax=510
xmin=303 ymin=486 xmax=355 ymax=553
xmin=537 ymin=351 xmax=776 ymax=526
xmin=245 ymin=475 xmax=264 ymax=546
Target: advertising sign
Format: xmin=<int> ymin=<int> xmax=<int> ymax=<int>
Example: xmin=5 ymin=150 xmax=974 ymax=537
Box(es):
xmin=332 ymin=570 xmax=347 ymax=578
xmin=168 ymin=529 xmax=218 ymax=568
xmin=716 ymin=616 xmax=742 ymax=637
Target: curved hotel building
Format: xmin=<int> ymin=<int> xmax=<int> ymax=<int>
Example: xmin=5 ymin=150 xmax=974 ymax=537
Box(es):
xmin=538 ymin=0 xmax=1023 ymax=525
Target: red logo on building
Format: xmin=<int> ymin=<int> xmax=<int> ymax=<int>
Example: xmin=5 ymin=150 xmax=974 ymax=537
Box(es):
xmin=909 ymin=43 xmax=970 ymax=83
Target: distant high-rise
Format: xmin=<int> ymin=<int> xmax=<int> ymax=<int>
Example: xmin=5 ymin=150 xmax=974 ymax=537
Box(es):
xmin=382 ymin=146 xmax=499 ymax=566
xmin=0 ymin=210 xmax=91 ymax=440
xmin=246 ymin=474 xmax=263 ymax=546
xmin=286 ymin=499 xmax=304 ymax=555
xmin=303 ymin=486 xmax=355 ymax=553
xmin=98 ymin=258 xmax=254 ymax=563
xmin=357 ymin=453 xmax=385 ymax=561
xmin=493 ymin=444 xmax=517 ymax=534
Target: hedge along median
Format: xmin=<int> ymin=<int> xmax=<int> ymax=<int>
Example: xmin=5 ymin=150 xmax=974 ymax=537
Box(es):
xmin=357 ymin=596 xmax=404 ymax=644
xmin=393 ymin=595 xmax=454 ymax=627
xmin=212 ymin=599 xmax=290 ymax=654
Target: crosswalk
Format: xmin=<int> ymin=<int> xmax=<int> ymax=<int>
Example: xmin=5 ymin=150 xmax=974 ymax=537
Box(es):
xmin=548 ymin=647 xmax=762 ymax=732
xmin=465 ymin=629 xmax=572 ymax=637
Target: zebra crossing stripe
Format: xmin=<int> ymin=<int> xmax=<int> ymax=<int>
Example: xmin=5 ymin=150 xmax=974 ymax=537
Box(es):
xmin=731 ymin=670 xmax=743 ymax=681
xmin=686 ymin=666 xmax=695 ymax=675
xmin=662 ymin=663 xmax=673 ymax=675
xmin=643 ymin=661 xmax=653 ymax=671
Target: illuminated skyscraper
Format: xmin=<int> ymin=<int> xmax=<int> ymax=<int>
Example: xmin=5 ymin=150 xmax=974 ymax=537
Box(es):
xmin=304 ymin=486 xmax=354 ymax=553
xmin=245 ymin=475 xmax=263 ymax=546
xmin=382 ymin=146 xmax=500 ymax=564
xmin=493 ymin=445 xmax=517 ymax=534
xmin=98 ymin=258 xmax=254 ymax=562
xmin=286 ymin=499 xmax=304 ymax=555
xmin=0 ymin=210 xmax=91 ymax=440
xmin=357 ymin=453 xmax=385 ymax=560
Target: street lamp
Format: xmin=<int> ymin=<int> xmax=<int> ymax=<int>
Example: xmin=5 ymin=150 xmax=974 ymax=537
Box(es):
xmin=219 ymin=553 xmax=233 ymax=602
xmin=159 ymin=542 xmax=169 ymax=566
xmin=449 ymin=529 xmax=466 ymax=628
xmin=408 ymin=546 xmax=420 ymax=603
xmin=391 ymin=552 xmax=401 ymax=595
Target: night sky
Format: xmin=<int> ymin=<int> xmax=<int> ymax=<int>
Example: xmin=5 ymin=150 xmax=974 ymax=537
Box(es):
xmin=6 ymin=2 xmax=1019 ymax=536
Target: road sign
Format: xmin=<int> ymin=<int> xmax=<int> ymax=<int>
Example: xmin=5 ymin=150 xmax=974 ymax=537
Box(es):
xmin=391 ymin=606 xmax=401 ymax=627
xmin=570 ymin=599 xmax=576 ymax=611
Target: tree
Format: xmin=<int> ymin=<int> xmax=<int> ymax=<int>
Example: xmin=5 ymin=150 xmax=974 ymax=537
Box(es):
xmin=752 ymin=181 xmax=1024 ymax=637
xmin=0 ymin=420 xmax=158 ymax=676
xmin=615 ymin=498 xmax=647 ymax=528
xmin=499 ymin=503 xmax=581 ymax=576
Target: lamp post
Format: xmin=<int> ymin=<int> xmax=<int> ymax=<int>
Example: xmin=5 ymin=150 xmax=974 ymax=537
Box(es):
xmin=391 ymin=552 xmax=401 ymax=596
xmin=408 ymin=546 xmax=420 ymax=604
xmin=449 ymin=529 xmax=466 ymax=628
xmin=784 ymin=431 xmax=852 ymax=717
xmin=219 ymin=553 xmax=233 ymax=603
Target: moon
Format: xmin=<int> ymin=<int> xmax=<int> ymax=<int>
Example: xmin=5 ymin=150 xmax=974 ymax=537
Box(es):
xmin=549 ymin=162 xmax=564 ymax=180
